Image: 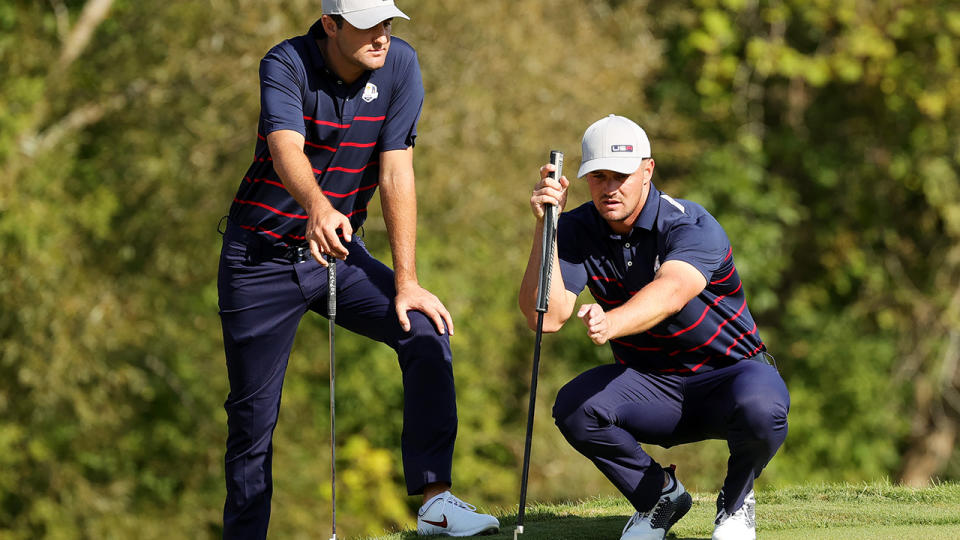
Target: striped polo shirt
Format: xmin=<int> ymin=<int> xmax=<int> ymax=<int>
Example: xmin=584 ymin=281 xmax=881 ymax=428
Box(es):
xmin=228 ymin=19 xmax=424 ymax=245
xmin=557 ymin=182 xmax=765 ymax=373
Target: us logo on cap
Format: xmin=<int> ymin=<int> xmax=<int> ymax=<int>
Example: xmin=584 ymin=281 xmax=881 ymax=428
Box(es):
xmin=611 ymin=145 xmax=634 ymax=152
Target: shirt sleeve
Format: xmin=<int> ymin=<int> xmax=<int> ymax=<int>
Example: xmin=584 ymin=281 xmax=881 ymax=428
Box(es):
xmin=379 ymin=48 xmax=424 ymax=151
xmin=557 ymin=214 xmax=589 ymax=295
xmin=259 ymin=45 xmax=307 ymax=136
xmin=662 ymin=211 xmax=730 ymax=281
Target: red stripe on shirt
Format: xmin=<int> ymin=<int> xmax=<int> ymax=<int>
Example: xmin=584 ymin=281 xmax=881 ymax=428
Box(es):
xmin=340 ymin=141 xmax=377 ymax=148
xmin=710 ymin=265 xmax=737 ymax=285
xmin=233 ymin=198 xmax=308 ymax=219
xmin=303 ymin=116 xmax=350 ymax=128
xmin=725 ymin=322 xmax=759 ymax=356
xmin=647 ymin=282 xmax=743 ymax=339
xmin=591 ymin=292 xmax=625 ymax=306
xmin=244 ymin=176 xmax=286 ymax=190
xmin=659 ymin=355 xmax=714 ymax=373
xmin=344 ymin=208 xmax=367 ymax=218
xmin=239 ymin=224 xmax=282 ymax=239
xmin=354 ymin=116 xmax=386 ymax=121
xmin=591 ymin=275 xmax=627 ymax=290
xmin=328 ymin=161 xmax=378 ymax=174
xmin=671 ymin=298 xmax=748 ymax=355
xmin=323 ymin=183 xmax=379 ymax=198
xmin=305 ymin=141 xmax=338 ymax=152
xmin=724 ymin=246 xmax=732 ymax=262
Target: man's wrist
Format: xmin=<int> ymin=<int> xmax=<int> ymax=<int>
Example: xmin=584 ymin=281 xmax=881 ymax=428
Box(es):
xmin=395 ymin=276 xmax=419 ymax=291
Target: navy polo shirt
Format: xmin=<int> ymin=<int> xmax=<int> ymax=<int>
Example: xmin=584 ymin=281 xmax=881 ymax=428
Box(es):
xmin=557 ymin=183 xmax=765 ymax=373
xmin=228 ymin=19 xmax=424 ymax=244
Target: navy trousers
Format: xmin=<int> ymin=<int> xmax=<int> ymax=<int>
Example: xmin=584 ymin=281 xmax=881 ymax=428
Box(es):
xmin=552 ymin=360 xmax=789 ymax=515
xmin=218 ymin=224 xmax=457 ymax=539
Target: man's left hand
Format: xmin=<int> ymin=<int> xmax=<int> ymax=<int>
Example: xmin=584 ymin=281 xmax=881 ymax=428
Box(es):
xmin=578 ymin=303 xmax=611 ymax=345
xmin=395 ymin=282 xmax=454 ymax=336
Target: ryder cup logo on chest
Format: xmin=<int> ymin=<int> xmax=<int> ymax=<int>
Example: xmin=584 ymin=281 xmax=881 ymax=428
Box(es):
xmin=362 ymin=82 xmax=379 ymax=103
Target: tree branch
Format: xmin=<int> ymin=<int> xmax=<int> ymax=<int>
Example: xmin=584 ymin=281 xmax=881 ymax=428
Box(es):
xmin=57 ymin=0 xmax=114 ymax=70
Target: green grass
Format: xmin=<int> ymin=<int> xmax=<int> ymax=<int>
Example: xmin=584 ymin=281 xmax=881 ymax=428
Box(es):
xmin=364 ymin=482 xmax=960 ymax=539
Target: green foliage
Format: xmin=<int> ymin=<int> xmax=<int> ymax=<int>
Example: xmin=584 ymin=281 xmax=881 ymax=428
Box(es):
xmin=2 ymin=0 xmax=959 ymax=538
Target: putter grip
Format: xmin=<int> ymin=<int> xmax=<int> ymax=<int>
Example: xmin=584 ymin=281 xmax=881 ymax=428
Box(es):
xmin=535 ymin=150 xmax=563 ymax=313
xmin=327 ymin=255 xmax=337 ymax=319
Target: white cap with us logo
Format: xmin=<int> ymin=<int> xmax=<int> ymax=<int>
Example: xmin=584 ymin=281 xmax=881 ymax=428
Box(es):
xmin=577 ymin=114 xmax=652 ymax=178
xmin=322 ymin=0 xmax=409 ymax=30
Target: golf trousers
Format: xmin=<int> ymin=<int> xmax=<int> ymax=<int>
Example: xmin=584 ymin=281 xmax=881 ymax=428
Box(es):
xmin=218 ymin=223 xmax=457 ymax=539
xmin=552 ymin=359 xmax=789 ymax=515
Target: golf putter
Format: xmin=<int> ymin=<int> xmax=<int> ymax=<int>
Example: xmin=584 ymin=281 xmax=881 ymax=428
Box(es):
xmin=327 ymin=255 xmax=338 ymax=540
xmin=516 ymin=150 xmax=563 ymax=538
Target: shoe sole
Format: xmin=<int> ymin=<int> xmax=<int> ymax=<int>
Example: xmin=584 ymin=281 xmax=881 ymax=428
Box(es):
xmin=665 ymin=492 xmax=693 ymax=534
xmin=418 ymin=525 xmax=499 ymax=537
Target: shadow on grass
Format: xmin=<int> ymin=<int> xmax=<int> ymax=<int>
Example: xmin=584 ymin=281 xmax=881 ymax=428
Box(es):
xmin=386 ymin=510 xmax=706 ymax=540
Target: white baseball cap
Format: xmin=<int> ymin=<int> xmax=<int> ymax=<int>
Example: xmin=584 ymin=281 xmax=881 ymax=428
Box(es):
xmin=577 ymin=114 xmax=652 ymax=178
xmin=322 ymin=0 xmax=409 ymax=30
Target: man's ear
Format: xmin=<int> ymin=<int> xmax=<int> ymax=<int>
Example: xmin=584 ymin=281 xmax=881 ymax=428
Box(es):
xmin=321 ymin=15 xmax=338 ymax=38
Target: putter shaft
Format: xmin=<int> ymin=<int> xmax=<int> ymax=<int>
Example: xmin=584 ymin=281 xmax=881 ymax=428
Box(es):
xmin=328 ymin=256 xmax=337 ymax=540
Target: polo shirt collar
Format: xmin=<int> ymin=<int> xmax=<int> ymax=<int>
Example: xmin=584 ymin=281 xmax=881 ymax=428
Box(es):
xmin=633 ymin=181 xmax=660 ymax=232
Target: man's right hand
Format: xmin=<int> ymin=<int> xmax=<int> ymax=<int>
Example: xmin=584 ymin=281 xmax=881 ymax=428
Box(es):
xmin=530 ymin=162 xmax=570 ymax=220
xmin=305 ymin=204 xmax=353 ymax=266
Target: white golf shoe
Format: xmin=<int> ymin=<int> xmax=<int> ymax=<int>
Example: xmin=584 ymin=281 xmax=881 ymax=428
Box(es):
xmin=712 ymin=489 xmax=756 ymax=540
xmin=416 ymin=491 xmax=499 ymax=537
xmin=620 ymin=466 xmax=692 ymax=540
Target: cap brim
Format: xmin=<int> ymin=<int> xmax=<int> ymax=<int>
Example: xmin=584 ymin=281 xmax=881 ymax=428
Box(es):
xmin=577 ymin=157 xmax=644 ymax=178
xmin=342 ymin=6 xmax=409 ymax=29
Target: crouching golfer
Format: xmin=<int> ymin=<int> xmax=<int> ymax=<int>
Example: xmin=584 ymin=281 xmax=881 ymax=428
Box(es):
xmin=518 ymin=115 xmax=789 ymax=540
xmin=218 ymin=0 xmax=498 ymax=537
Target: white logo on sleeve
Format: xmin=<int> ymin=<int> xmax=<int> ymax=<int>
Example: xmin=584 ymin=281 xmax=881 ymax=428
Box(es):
xmin=660 ymin=193 xmax=685 ymax=213
xmin=362 ymin=82 xmax=379 ymax=103
xmin=653 ymin=255 xmax=661 ymax=274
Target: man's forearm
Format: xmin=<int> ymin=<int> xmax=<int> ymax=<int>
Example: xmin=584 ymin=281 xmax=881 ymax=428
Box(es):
xmin=604 ymin=273 xmax=693 ymax=339
xmin=268 ymin=132 xmax=333 ymax=215
xmin=383 ymin=188 xmax=418 ymax=285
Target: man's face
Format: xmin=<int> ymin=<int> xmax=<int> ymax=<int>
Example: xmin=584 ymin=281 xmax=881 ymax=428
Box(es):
xmin=585 ymin=159 xmax=654 ymax=231
xmin=328 ymin=17 xmax=392 ymax=71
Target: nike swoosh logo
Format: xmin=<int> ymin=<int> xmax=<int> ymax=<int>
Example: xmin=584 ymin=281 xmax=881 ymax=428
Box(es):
xmin=422 ymin=515 xmax=448 ymax=528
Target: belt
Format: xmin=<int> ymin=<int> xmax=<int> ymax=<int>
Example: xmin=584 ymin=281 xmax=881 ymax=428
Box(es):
xmin=221 ymin=219 xmax=312 ymax=264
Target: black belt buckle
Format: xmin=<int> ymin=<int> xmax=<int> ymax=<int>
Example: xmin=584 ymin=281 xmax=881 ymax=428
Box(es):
xmin=284 ymin=245 xmax=310 ymax=264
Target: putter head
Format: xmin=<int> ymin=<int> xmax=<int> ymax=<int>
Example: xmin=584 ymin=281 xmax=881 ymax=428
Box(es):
xmin=514 ymin=525 xmax=523 ymax=538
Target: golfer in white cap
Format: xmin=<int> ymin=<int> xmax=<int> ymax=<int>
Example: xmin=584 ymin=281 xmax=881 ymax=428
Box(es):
xmin=219 ymin=1 xmax=498 ymax=537
xmin=520 ymin=115 xmax=789 ymax=540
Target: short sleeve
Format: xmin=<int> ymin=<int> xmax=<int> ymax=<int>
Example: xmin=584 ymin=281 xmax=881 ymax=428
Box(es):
xmin=557 ymin=214 xmax=589 ymax=295
xmin=379 ymin=49 xmax=424 ymax=151
xmin=259 ymin=46 xmax=307 ymax=136
xmin=662 ymin=212 xmax=730 ymax=281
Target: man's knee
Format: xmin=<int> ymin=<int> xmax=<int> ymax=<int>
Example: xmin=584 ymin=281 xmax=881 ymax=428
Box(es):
xmin=732 ymin=390 xmax=789 ymax=444
xmin=552 ymin=382 xmax=597 ymax=446
xmin=404 ymin=311 xmax=450 ymax=341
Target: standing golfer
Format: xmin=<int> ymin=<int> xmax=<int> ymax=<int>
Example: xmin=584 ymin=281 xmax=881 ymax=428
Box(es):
xmin=519 ymin=115 xmax=789 ymax=540
xmin=217 ymin=1 xmax=498 ymax=538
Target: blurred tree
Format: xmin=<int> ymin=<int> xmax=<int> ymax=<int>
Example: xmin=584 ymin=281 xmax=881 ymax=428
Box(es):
xmin=644 ymin=0 xmax=960 ymax=486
